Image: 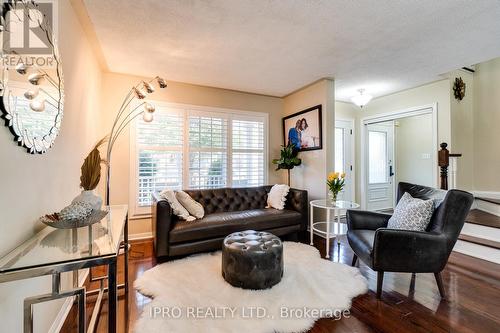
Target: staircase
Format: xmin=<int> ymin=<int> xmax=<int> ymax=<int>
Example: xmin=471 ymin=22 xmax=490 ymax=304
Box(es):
xmin=454 ymin=198 xmax=500 ymax=264
xmin=438 ymin=143 xmax=500 ymax=264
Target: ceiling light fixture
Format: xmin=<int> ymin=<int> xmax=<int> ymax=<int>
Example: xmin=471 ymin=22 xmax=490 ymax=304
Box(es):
xmin=351 ymin=89 xmax=372 ymax=108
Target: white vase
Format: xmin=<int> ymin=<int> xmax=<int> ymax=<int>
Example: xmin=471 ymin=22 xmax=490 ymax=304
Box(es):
xmin=72 ymin=190 xmax=103 ymax=211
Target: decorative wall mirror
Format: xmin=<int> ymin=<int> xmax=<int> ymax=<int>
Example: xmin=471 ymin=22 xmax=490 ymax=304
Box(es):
xmin=0 ymin=0 xmax=64 ymax=154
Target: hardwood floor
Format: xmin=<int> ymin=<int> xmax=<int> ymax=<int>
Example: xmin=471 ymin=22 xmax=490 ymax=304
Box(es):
xmin=61 ymin=236 xmax=500 ymax=332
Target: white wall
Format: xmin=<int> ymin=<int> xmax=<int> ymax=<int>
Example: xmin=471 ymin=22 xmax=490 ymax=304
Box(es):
xmin=448 ymin=70 xmax=474 ymax=191
xmin=283 ymin=79 xmax=335 ymax=201
xmin=473 ymin=57 xmax=500 ymax=191
xmin=395 ymin=114 xmax=434 ymax=187
xmin=0 ymin=1 xmax=103 ymax=332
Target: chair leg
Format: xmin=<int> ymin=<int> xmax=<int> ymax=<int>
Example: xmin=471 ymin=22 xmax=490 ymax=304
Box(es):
xmin=376 ymin=271 xmax=384 ymax=299
xmin=351 ymin=254 xmax=358 ymax=267
xmin=434 ymin=272 xmax=446 ymax=299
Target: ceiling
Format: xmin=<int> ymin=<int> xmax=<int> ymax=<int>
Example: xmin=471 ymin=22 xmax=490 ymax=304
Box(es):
xmin=83 ymin=0 xmax=500 ymax=101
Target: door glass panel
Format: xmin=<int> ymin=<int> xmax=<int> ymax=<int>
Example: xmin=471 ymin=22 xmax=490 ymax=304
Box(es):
xmin=335 ymin=127 xmax=344 ymax=173
xmin=368 ymin=131 xmax=388 ymax=184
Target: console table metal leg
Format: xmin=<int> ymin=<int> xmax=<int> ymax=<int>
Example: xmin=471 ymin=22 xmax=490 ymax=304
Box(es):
xmin=325 ymin=209 xmax=331 ymax=259
xmin=309 ymin=203 xmax=314 ymax=245
xmin=123 ymin=215 xmax=130 ymax=332
xmin=108 ymin=258 xmax=117 ymax=333
xmin=24 ymin=273 xmax=86 ymax=333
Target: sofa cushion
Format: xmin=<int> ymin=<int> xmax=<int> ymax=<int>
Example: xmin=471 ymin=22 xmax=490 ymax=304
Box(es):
xmin=169 ymin=209 xmax=302 ymax=244
xmin=347 ymin=229 xmax=375 ymax=268
xmin=185 ymin=187 xmax=270 ymax=215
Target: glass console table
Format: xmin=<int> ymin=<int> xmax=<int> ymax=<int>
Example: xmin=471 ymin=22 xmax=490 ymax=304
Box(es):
xmin=309 ymin=200 xmax=360 ymax=259
xmin=0 ymin=205 xmax=129 ymax=333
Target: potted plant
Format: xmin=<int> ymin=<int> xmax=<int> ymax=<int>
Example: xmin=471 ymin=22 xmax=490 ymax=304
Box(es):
xmin=326 ymin=172 xmax=345 ymax=204
xmin=272 ymin=143 xmax=302 ymax=186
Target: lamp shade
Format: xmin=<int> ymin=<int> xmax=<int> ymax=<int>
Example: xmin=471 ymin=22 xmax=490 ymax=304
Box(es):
xmin=351 ymin=89 xmax=372 ymax=108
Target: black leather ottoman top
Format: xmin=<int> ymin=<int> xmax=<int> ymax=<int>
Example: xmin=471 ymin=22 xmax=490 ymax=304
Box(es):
xmin=222 ymin=230 xmax=283 ymax=290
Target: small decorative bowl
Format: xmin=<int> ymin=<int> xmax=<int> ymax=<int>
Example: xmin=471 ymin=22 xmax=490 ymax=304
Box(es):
xmin=40 ymin=209 xmax=109 ymax=229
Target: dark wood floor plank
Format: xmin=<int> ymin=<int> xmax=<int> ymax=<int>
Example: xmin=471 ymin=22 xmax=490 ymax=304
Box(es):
xmin=61 ymin=236 xmax=500 ymax=333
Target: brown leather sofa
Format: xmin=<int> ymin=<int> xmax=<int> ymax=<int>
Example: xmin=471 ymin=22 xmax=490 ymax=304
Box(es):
xmin=152 ymin=186 xmax=308 ymax=260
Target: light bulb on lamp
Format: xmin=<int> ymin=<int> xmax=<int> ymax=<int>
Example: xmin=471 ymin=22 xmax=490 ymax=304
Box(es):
xmin=351 ymin=89 xmax=373 ymax=108
xmin=28 ymin=73 xmax=45 ymax=85
xmin=156 ymin=77 xmax=167 ymax=89
xmin=29 ymin=98 xmax=46 ymax=112
xmin=16 ymin=63 xmax=29 ymax=75
xmin=142 ymin=81 xmax=155 ymax=94
xmin=24 ymin=88 xmax=39 ymax=100
xmin=142 ymin=111 xmax=154 ymax=122
xmin=144 ymin=102 xmax=155 ymax=113
xmin=133 ymin=87 xmax=147 ymax=99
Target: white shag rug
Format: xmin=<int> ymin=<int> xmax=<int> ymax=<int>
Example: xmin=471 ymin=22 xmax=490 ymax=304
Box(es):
xmin=134 ymin=242 xmax=367 ymax=333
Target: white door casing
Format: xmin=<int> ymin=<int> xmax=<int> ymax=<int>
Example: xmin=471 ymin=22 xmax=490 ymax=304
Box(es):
xmin=366 ymin=122 xmax=395 ymax=211
xmin=335 ymin=119 xmax=355 ymax=202
xmin=360 ymin=103 xmax=438 ymax=210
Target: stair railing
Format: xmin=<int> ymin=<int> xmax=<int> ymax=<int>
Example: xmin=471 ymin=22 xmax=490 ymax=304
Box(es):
xmin=438 ymin=142 xmax=462 ymax=190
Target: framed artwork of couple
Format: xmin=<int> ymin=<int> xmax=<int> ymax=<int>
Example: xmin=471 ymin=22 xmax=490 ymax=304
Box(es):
xmin=282 ymin=104 xmax=322 ymax=151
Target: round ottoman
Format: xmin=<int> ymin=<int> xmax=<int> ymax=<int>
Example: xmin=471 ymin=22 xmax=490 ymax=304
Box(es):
xmin=222 ymin=230 xmax=283 ymax=290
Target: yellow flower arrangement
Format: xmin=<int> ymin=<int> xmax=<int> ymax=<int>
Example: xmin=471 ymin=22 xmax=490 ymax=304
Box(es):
xmin=326 ymin=171 xmax=346 ymax=202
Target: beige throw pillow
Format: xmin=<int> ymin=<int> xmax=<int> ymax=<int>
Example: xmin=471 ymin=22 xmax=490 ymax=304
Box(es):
xmin=159 ymin=189 xmax=195 ymax=221
xmin=176 ymin=191 xmax=205 ymax=219
xmin=266 ymin=184 xmax=290 ymax=210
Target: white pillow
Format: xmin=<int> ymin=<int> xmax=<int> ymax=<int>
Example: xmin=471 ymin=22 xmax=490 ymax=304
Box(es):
xmin=266 ymin=184 xmax=290 ymax=210
xmin=159 ymin=189 xmax=195 ymax=221
xmin=176 ymin=191 xmax=204 ymax=219
xmin=387 ymin=192 xmax=434 ymax=231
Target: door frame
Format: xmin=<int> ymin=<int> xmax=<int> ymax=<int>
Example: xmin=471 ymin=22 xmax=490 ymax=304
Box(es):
xmin=336 ymin=118 xmax=356 ymax=203
xmin=360 ymin=103 xmax=438 ymax=210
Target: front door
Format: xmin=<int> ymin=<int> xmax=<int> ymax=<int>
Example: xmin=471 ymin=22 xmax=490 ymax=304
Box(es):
xmin=366 ymin=122 xmax=395 ymax=211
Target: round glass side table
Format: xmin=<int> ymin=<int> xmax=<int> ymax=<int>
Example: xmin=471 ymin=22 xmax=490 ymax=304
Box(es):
xmin=309 ymin=199 xmax=360 ymax=259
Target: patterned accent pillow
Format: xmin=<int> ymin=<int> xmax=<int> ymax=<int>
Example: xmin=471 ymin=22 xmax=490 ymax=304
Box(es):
xmin=387 ymin=192 xmax=434 ymax=231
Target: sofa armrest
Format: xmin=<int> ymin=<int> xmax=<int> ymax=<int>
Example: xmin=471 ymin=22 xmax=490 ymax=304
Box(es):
xmin=151 ymin=192 xmax=176 ymax=258
xmin=373 ymin=228 xmax=448 ymax=272
xmin=285 ymin=188 xmax=308 ymax=231
xmin=346 ymin=210 xmax=391 ymax=230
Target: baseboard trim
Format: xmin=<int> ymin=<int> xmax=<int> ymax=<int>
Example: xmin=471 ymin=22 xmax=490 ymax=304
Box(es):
xmin=129 ymin=232 xmax=153 ymax=241
xmin=48 ymin=269 xmax=89 ymax=333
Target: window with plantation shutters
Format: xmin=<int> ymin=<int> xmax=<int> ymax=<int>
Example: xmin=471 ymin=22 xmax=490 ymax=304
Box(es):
xmin=188 ymin=114 xmax=228 ymax=189
xmin=136 ymin=109 xmax=184 ymax=207
xmin=131 ymin=102 xmax=268 ymax=216
xmin=232 ymin=118 xmax=265 ymax=187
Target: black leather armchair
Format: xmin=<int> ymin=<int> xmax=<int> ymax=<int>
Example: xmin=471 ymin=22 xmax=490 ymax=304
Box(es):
xmin=347 ymin=182 xmax=473 ymax=299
